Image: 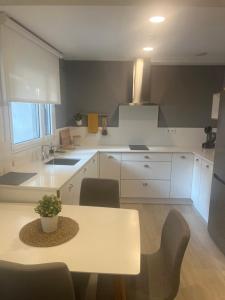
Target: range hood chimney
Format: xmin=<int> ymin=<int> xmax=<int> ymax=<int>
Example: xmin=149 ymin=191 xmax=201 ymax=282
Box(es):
xmin=130 ymin=58 xmax=153 ymax=105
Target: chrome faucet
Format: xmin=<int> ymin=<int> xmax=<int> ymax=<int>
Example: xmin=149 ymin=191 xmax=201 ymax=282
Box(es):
xmin=41 ymin=144 xmax=56 ymax=161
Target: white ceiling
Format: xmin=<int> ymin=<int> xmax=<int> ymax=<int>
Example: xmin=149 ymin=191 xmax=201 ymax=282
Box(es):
xmin=1 ymin=5 xmax=225 ymax=64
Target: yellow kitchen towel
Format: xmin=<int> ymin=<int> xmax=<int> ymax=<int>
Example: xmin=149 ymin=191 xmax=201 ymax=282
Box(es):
xmin=88 ymin=113 xmax=99 ymax=133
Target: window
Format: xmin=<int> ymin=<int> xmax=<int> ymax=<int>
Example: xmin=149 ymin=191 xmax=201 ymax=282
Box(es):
xmin=11 ymin=102 xmax=40 ymax=144
xmin=10 ymin=102 xmax=53 ymax=145
xmin=43 ymin=104 xmax=52 ymax=136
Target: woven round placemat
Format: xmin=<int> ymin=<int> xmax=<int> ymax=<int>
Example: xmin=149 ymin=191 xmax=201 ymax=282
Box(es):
xmin=19 ymin=216 xmax=79 ymax=247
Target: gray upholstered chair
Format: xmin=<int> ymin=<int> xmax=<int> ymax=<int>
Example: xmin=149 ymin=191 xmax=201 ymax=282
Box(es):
xmin=79 ymin=178 xmax=120 ymax=208
xmin=0 ymin=260 xmax=76 ymax=300
xmin=126 ymin=209 xmax=190 ymax=300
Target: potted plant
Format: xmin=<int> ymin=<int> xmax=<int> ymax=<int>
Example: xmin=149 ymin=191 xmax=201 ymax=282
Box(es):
xmin=73 ymin=113 xmax=83 ymax=126
xmin=35 ymin=195 xmax=62 ymax=233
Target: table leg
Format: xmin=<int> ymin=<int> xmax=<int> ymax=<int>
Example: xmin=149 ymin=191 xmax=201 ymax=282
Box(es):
xmin=114 ymin=275 xmax=126 ymax=300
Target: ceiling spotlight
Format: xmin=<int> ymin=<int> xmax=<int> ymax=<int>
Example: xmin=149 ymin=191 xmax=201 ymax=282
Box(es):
xmin=143 ymin=47 xmax=154 ymax=52
xmin=149 ymin=16 xmax=165 ymax=23
xmin=196 ymin=52 xmax=208 ymax=57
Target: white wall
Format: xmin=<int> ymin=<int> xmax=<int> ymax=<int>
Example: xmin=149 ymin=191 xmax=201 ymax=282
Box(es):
xmin=70 ymin=105 xmax=205 ymax=148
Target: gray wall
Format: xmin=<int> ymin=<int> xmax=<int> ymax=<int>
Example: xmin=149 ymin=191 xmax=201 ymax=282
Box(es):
xmin=56 ymin=60 xmax=133 ymax=128
xmin=150 ymin=65 xmax=225 ymax=127
xmin=56 ymin=61 xmax=225 ymax=129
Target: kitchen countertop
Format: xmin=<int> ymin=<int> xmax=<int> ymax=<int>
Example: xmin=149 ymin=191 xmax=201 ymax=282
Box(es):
xmin=0 ymin=146 xmax=215 ymax=190
xmin=86 ymin=145 xmax=215 ymax=163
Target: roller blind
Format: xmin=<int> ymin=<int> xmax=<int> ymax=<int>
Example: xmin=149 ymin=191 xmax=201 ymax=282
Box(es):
xmin=1 ymin=25 xmax=61 ymax=104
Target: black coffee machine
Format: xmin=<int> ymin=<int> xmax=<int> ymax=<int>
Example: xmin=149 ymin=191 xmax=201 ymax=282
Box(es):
xmin=202 ymin=126 xmax=216 ymax=149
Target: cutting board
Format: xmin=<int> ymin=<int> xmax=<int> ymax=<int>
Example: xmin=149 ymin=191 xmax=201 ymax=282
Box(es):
xmin=59 ymin=128 xmax=72 ymax=147
xmin=88 ymin=113 xmax=99 ymax=133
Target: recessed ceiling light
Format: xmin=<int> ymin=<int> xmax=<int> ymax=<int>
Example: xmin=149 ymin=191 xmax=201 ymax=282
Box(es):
xmin=196 ymin=52 xmax=208 ymax=57
xmin=149 ymin=16 xmax=165 ymax=23
xmin=143 ymin=47 xmax=154 ymax=52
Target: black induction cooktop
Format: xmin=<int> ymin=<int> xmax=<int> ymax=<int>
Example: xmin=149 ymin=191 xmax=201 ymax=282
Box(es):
xmin=129 ymin=145 xmax=149 ymax=150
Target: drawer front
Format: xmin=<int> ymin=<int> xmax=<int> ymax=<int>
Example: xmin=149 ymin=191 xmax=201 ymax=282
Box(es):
xmin=100 ymin=152 xmax=121 ymax=161
xmin=121 ymin=180 xmax=170 ymax=198
xmin=121 ymin=161 xmax=171 ymax=180
xmin=121 ymin=152 xmax=172 ymax=162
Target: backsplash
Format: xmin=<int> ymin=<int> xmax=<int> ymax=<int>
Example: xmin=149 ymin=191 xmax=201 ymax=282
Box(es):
xmin=0 ymin=105 xmax=206 ymax=175
xmin=69 ymin=106 xmax=206 ymax=147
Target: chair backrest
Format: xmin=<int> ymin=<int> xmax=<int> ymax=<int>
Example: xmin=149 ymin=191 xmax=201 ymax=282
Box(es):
xmin=160 ymin=209 xmax=190 ymax=299
xmin=79 ymin=178 xmax=120 ymax=208
xmin=0 ymin=260 xmax=76 ymax=300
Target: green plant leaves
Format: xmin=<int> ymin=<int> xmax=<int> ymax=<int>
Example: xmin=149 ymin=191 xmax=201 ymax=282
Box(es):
xmin=34 ymin=194 xmax=62 ymax=217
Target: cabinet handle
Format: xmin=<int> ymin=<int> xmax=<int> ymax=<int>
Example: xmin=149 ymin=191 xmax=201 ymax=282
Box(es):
xmin=68 ymin=184 xmax=74 ymax=192
xmin=206 ymin=165 xmax=209 ymax=168
xmin=144 ymin=164 xmax=150 ymax=168
xmin=142 ymin=182 xmax=148 ymax=187
xmin=108 ymin=155 xmax=114 ymax=159
xmin=144 ymin=155 xmax=150 ymax=159
xmin=196 ymin=158 xmax=199 ymax=162
xmin=181 ymin=155 xmax=186 ymax=159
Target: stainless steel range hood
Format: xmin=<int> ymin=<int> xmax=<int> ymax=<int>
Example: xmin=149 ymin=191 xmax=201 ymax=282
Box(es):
xmin=130 ymin=58 xmax=154 ymax=106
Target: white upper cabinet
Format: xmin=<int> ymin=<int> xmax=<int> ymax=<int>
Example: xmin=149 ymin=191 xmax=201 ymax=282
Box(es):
xmin=0 ymin=16 xmax=61 ymax=104
xmin=170 ymin=153 xmax=194 ymax=198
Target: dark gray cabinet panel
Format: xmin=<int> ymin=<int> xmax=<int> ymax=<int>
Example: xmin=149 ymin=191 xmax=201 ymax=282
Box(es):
xmin=150 ymin=65 xmax=225 ymax=127
xmin=56 ymin=60 xmax=133 ymax=128
xmin=56 ymin=62 xmax=225 ymax=129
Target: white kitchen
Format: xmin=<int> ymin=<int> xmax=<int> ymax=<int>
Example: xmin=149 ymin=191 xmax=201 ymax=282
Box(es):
xmin=0 ymin=2 xmax=224 ymax=300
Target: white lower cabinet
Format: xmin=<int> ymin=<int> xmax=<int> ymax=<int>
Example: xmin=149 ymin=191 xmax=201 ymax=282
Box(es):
xmin=191 ymin=156 xmax=201 ymax=206
xmin=2 ymin=151 xmax=213 ymax=206
xmin=86 ymin=155 xmax=98 ymax=178
xmin=120 ymin=152 xmax=172 ymax=199
xmin=121 ymin=153 xmax=172 ymax=162
xmin=60 ymin=154 xmax=98 ymax=205
xmin=121 ymin=180 xmax=170 ymax=198
xmin=121 ymin=161 xmax=171 ymax=180
xmin=60 ymin=173 xmax=82 ymax=205
xmin=192 ymin=157 xmax=213 ymax=222
xmin=99 ymin=152 xmax=121 ymax=180
xmin=170 ymin=153 xmax=194 ymax=198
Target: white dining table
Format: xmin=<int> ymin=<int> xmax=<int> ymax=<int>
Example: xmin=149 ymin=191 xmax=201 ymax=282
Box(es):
xmin=0 ymin=203 xmax=140 ymax=277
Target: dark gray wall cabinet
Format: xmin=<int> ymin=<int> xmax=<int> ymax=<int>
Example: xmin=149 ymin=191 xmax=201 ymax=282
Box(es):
xmin=56 ymin=60 xmax=133 ymax=128
xmin=150 ymin=65 xmax=225 ymax=128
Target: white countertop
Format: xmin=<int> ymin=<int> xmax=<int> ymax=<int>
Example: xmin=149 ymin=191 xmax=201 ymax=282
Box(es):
xmin=0 ymin=146 xmax=214 ymax=190
xmin=86 ymin=145 xmax=215 ymax=163
xmin=0 ymin=203 xmax=140 ymax=275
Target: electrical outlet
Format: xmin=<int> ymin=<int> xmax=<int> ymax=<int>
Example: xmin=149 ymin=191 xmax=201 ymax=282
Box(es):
xmin=168 ymin=128 xmax=176 ymax=134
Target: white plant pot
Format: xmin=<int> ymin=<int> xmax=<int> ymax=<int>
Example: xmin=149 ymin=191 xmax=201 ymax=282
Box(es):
xmin=41 ymin=215 xmax=58 ymax=233
xmin=76 ymin=120 xmax=82 ymax=126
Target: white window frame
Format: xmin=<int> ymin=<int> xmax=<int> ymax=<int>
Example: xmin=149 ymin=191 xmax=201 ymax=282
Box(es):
xmin=8 ymin=102 xmax=56 ymax=152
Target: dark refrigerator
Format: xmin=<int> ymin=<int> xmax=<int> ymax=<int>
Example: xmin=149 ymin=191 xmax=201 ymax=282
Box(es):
xmin=208 ymin=91 xmax=225 ymax=254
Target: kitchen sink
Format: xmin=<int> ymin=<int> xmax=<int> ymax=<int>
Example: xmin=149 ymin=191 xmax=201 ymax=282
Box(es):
xmin=45 ymin=158 xmax=80 ymax=165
